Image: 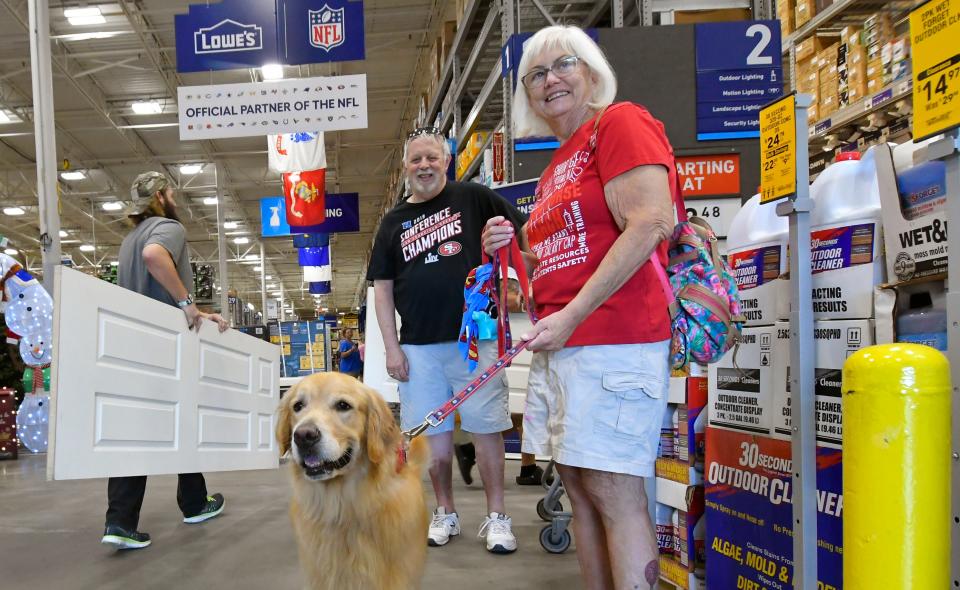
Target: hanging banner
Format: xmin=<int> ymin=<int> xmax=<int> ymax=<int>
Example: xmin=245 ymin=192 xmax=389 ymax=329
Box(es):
xmin=261 ymin=193 xmax=360 ymax=237
xmin=177 ymin=74 xmax=368 ymax=141
xmin=695 ymin=21 xmax=783 ymax=141
xmin=175 ymin=0 xmax=365 ymax=73
xmin=268 ymin=132 xmax=327 ymax=172
xmin=279 ymin=0 xmax=366 ymax=65
xmin=283 ymin=170 xmax=327 ymax=228
xmin=175 ymin=0 xmax=278 ymax=73
xmin=704 ymin=428 xmax=843 ymax=590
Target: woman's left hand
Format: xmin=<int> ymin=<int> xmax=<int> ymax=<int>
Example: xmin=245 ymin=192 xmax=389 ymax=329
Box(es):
xmin=521 ymin=308 xmax=579 ymax=352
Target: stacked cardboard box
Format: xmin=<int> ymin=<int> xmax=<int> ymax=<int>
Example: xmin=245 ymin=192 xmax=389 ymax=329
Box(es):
xmin=794 ymin=0 xmax=815 ymax=27
xmin=795 ymin=36 xmax=827 ymax=120
xmin=864 ymin=11 xmax=895 ymax=94
xmin=816 ymin=42 xmax=840 ymax=119
xmin=777 ymin=0 xmax=795 ymax=38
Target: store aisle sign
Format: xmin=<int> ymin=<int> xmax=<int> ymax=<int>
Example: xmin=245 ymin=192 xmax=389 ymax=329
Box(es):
xmin=175 ymin=0 xmax=365 ymax=72
xmin=493 ymin=179 xmax=538 ymax=216
xmin=909 ymin=0 xmax=960 ymax=141
xmin=177 ymin=74 xmax=367 ymax=140
xmin=261 ymin=193 xmax=359 ymax=237
xmin=675 ymin=154 xmax=740 ymax=197
xmin=695 ymin=21 xmax=783 ymax=141
xmin=759 ymin=94 xmax=796 ymax=204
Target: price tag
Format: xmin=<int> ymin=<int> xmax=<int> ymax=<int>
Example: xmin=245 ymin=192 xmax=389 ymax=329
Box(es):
xmin=759 ymin=94 xmax=796 ymax=204
xmin=910 ymin=0 xmax=960 ymax=141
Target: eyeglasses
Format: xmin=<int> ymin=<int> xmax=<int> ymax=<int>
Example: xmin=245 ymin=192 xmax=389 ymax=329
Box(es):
xmin=406 ymin=126 xmax=443 ymax=140
xmin=521 ymin=55 xmax=583 ymax=89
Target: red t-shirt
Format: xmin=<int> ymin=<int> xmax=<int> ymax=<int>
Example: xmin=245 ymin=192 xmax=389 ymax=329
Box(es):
xmin=527 ymin=102 xmax=676 ymax=347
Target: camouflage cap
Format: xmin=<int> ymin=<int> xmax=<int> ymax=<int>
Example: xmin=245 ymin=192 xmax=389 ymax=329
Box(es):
xmin=126 ymin=171 xmax=171 ymax=215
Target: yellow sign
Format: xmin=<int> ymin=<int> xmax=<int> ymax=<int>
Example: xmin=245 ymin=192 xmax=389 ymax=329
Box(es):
xmin=911 ymin=0 xmax=960 ymax=141
xmin=759 ymin=94 xmax=797 ymax=204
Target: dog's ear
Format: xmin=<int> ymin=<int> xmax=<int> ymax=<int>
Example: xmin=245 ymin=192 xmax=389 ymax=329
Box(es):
xmin=364 ymin=386 xmax=399 ymax=465
xmin=276 ymin=384 xmax=297 ymax=457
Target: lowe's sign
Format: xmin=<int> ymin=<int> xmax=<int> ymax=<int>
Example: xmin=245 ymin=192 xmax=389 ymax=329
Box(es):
xmin=194 ymin=19 xmax=263 ymax=54
xmin=176 ymin=0 xmax=364 ymax=73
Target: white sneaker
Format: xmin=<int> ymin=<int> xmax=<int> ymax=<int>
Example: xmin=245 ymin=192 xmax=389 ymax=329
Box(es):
xmin=478 ymin=512 xmax=517 ymax=554
xmin=428 ymin=507 xmax=460 ymax=547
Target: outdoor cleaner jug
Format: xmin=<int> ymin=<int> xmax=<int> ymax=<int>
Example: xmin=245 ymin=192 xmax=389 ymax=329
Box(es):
xmin=896 ymin=291 xmax=947 ymax=351
xmin=725 ymin=193 xmax=788 ymax=326
xmin=808 ymin=148 xmax=886 ymax=320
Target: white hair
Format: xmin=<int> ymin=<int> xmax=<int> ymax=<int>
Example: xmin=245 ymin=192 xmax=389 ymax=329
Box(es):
xmin=402 ymin=133 xmax=451 ymax=162
xmin=512 ymin=25 xmax=617 ymax=138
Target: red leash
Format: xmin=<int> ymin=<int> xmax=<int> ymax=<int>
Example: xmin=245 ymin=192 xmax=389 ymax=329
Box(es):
xmin=402 ymin=234 xmax=535 ymax=442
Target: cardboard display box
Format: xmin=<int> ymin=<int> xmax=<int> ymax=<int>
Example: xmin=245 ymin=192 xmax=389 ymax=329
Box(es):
xmin=708 ymin=326 xmax=774 ymax=436
xmin=770 ymin=319 xmax=875 ymax=448
xmin=727 ymin=240 xmax=788 ymax=326
xmin=875 ymin=143 xmax=949 ymax=282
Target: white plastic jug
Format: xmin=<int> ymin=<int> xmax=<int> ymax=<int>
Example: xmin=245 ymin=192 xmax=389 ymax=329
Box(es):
xmin=726 ymin=193 xmax=788 ymax=326
xmin=807 ymin=149 xmax=886 ymax=320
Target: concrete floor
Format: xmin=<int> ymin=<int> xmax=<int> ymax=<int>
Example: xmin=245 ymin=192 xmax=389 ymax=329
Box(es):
xmin=0 ymin=454 xmax=585 ymax=590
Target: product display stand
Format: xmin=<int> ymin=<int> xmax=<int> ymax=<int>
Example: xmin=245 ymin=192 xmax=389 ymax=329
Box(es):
xmin=774 ymin=93 xmax=817 ymax=590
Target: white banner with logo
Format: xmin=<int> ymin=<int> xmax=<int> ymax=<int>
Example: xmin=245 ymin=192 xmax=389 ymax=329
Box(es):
xmin=268 ymin=132 xmax=327 ymax=172
xmin=177 ymin=74 xmax=367 ymax=140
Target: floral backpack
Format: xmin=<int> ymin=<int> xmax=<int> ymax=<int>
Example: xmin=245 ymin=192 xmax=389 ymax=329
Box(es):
xmin=589 ymin=105 xmax=744 ymax=371
xmin=650 ymin=212 xmax=745 ymax=371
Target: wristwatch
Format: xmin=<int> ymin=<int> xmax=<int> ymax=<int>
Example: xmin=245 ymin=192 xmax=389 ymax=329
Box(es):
xmin=176 ymin=295 xmax=194 ymax=308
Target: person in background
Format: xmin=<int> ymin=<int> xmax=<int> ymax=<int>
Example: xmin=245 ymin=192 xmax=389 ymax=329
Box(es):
xmin=367 ymin=127 xmax=527 ymax=554
xmin=102 ymin=171 xmax=229 ymax=551
xmin=338 ymin=327 xmax=362 ymax=379
xmin=482 ymin=26 xmax=677 ymax=589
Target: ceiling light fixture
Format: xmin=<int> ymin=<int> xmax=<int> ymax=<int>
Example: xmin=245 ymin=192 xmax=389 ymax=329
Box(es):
xmin=253 ymin=265 xmax=262 ymax=271
xmin=203 ymin=197 xmax=218 ymax=205
xmin=244 ymin=254 xmax=260 ymax=261
xmin=179 ymin=163 xmax=203 ymax=175
xmin=3 ymin=207 xmax=24 ymax=216
xmin=0 ymin=111 xmax=10 ymax=124
xmin=223 ymin=221 xmax=238 ymax=229
xmin=64 ymin=6 xmax=106 ymax=26
xmin=4 ymin=248 xmax=18 ymax=256
xmin=79 ymin=244 xmax=95 ymax=252
xmin=101 ymin=201 xmax=123 ymax=211
xmin=264 ymin=275 xmax=272 ymax=280
xmin=261 ymin=64 xmax=284 ymax=80
xmin=266 ymin=283 xmax=276 ymax=289
xmin=233 ymin=237 xmax=249 ymax=244
xmin=60 ymin=170 xmax=85 ymax=180
xmin=131 ymin=100 xmax=162 ymax=115
xmin=59 ymin=230 xmax=68 ymax=237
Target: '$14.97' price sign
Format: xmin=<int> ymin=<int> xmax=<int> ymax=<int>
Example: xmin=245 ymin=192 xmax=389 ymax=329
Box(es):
xmin=911 ymin=0 xmax=960 ymax=140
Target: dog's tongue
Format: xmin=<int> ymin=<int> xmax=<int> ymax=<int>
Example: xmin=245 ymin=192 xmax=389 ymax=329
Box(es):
xmin=304 ymin=455 xmax=323 ymax=468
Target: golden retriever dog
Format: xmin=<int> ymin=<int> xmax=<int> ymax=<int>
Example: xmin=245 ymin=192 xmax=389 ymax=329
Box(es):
xmin=277 ymin=372 xmax=429 ymax=590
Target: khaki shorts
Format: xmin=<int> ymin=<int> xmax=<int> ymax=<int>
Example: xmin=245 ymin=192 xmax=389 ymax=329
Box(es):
xmin=522 ymin=340 xmax=670 ymax=477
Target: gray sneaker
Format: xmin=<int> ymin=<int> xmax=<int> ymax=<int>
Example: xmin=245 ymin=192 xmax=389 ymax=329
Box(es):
xmin=183 ymin=493 xmax=225 ymax=524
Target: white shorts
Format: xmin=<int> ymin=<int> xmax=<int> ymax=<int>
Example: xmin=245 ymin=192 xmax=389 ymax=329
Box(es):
xmin=398 ymin=340 xmax=511 ymax=435
xmin=522 ymin=340 xmax=670 ymax=477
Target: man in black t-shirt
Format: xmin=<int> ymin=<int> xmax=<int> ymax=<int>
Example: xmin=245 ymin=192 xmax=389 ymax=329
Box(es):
xmin=367 ymin=128 xmax=526 ymax=554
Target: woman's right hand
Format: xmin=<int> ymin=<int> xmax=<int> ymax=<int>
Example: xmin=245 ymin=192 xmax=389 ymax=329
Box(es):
xmin=482 ymin=216 xmax=515 ymax=256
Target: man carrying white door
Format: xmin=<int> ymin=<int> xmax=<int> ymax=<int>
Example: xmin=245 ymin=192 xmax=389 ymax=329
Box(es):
xmin=366 ymin=128 xmax=527 ymax=554
xmin=101 ymin=172 xmax=230 ymax=550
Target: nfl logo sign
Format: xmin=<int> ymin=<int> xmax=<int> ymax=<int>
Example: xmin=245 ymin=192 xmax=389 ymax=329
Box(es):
xmin=309 ymin=5 xmax=345 ymax=51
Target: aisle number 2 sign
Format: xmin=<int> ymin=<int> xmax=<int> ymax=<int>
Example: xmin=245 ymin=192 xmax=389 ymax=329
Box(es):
xmin=910 ymin=0 xmax=960 ymax=141
xmin=759 ymin=94 xmax=796 ymax=204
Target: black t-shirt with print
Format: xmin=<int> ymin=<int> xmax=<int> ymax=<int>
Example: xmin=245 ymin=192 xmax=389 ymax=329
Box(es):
xmin=366 ymin=181 xmax=527 ymax=345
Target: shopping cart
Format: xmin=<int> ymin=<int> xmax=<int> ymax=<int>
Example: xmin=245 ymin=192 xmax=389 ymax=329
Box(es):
xmin=536 ymin=461 xmax=573 ymax=553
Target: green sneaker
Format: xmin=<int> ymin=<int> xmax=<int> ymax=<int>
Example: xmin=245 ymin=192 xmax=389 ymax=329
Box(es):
xmin=101 ymin=525 xmax=151 ymax=550
xmin=183 ymin=493 xmax=225 ymax=524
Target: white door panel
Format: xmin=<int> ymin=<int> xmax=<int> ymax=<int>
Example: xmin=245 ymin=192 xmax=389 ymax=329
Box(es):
xmin=49 ymin=266 xmax=280 ymax=480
